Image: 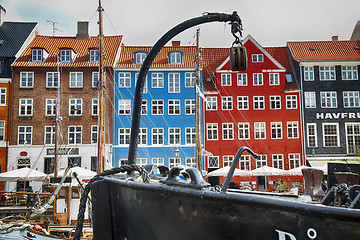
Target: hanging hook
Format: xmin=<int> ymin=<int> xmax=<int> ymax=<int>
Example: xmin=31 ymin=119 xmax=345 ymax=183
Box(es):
xmin=231 ymin=21 xmax=243 ymax=46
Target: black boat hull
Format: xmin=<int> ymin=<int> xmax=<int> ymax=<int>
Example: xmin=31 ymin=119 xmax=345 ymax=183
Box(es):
xmin=92 ymin=177 xmax=360 ymax=240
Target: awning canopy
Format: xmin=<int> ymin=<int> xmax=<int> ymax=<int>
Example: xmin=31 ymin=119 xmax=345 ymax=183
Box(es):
xmin=0 ymin=168 xmax=47 ymax=181
xmin=249 ymin=166 xmax=288 ymax=176
xmin=54 ymin=166 xmax=97 ymax=179
xmin=207 ymin=166 xmax=249 ymax=177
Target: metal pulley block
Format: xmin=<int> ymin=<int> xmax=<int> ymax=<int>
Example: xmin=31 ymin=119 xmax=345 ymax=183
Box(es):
xmin=230 ymin=44 xmax=247 ymax=72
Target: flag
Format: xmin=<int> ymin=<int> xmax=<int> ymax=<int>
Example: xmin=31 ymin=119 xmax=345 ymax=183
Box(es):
xmin=195 ymin=84 xmax=210 ymax=109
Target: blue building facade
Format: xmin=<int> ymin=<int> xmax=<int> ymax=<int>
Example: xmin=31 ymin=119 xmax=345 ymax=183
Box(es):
xmin=113 ymin=43 xmax=203 ymax=170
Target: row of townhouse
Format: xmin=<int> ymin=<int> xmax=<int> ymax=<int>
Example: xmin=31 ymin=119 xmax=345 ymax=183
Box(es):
xmin=1 ymin=20 xmax=360 ymax=190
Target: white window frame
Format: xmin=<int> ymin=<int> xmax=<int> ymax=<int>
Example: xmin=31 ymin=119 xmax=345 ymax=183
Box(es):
xmin=18 ymin=126 xmax=32 ymax=145
xmin=322 ymin=123 xmax=340 ymax=147
xmin=92 ymin=72 xmax=99 ymax=88
xmin=271 ymin=122 xmax=282 ymax=139
xmin=92 ymin=98 xmax=98 ymax=116
xmin=221 ymin=74 xmax=232 ymax=86
xmin=252 ymin=54 xmax=263 ymax=62
xmin=240 ymin=155 xmax=251 ymax=170
xmin=169 ymin=51 xmax=182 ymax=64
xmin=185 ymin=127 xmax=196 ymax=145
xmin=287 ymin=121 xmax=299 ymax=139
xmin=168 ymin=73 xmax=180 ymax=93
xmin=185 ymin=99 xmax=195 ymax=115
xmin=320 ymin=91 xmax=337 ymax=108
xmin=253 ymin=73 xmax=263 ymax=85
xmin=32 ymin=49 xmax=42 ymax=62
xmin=185 ymin=72 xmax=195 ymax=88
xmin=138 ymin=128 xmax=147 ymax=146
xmin=60 ymin=49 xmax=71 ymax=62
xmin=237 ymin=96 xmax=249 ymax=110
xmin=20 ymin=72 xmax=34 ymax=88
xmin=168 ymin=127 xmax=181 ymax=145
xmin=254 ymin=122 xmax=266 ymax=139
xmin=45 ymin=99 xmax=56 ymax=116
xmin=256 ymin=155 xmax=267 ymax=168
xmin=272 ymin=154 xmax=284 ymax=169
xmin=152 ymin=100 xmax=164 ymax=115
xmin=0 ymin=88 xmax=6 ymax=106
xmin=237 ymin=73 xmax=247 ymax=86
xmin=136 ymin=158 xmax=147 ymax=167
xmin=223 ymin=155 xmax=234 ymax=167
xmin=68 ymin=125 xmax=82 ymax=145
xmin=44 ymin=126 xmax=55 ymax=145
xmin=208 ymin=156 xmax=219 ymax=168
xmin=118 ymin=99 xmax=131 ymax=115
xmin=118 ymin=72 xmax=131 ymax=88
xmin=168 ymin=99 xmax=181 ymax=115
xmin=152 ymin=128 xmax=164 ymax=145
xmin=304 ymin=92 xmax=316 ymax=108
xmin=307 ymin=123 xmax=318 ymax=147
xmin=185 ymin=157 xmax=196 ymax=168
xmin=46 ymin=72 xmax=59 ymax=88
xmin=119 ymin=128 xmax=131 ymax=145
xmin=141 ymin=100 xmax=147 ymax=115
xmin=346 ymin=123 xmax=360 ymax=154
xmin=253 ymin=96 xmax=265 ymax=110
xmin=19 ymin=98 xmax=33 ymax=116
xmin=90 ymin=49 xmax=99 ymax=62
xmin=91 ymin=125 xmax=98 ymax=144
xmin=207 ymin=123 xmax=218 ymax=140
xmin=270 ymin=96 xmax=281 ymax=109
xmin=222 ymin=123 xmax=234 ymax=140
xmin=221 ymin=96 xmax=233 ymax=110
xmin=269 ymin=73 xmax=280 ymax=85
xmin=151 ymin=72 xmax=164 ymax=88
xmin=206 ymin=96 xmax=217 ymax=111
xmin=69 ymin=98 xmax=83 ymax=116
xmin=319 ymin=66 xmax=336 ymax=81
xmin=134 ymin=52 xmax=147 ymax=64
xmin=152 ymin=158 xmax=164 ymax=174
xmin=342 ymin=65 xmax=358 ymax=80
xmin=69 ymin=72 xmax=83 ymax=88
xmin=0 ymin=121 xmax=5 ymax=141
xmin=289 ymin=153 xmax=301 ymax=169
xmin=238 ymin=122 xmax=250 ymax=140
xmin=169 ymin=157 xmax=181 ymax=168
xmin=286 ymin=95 xmax=297 ymax=109
xmin=343 ymin=91 xmax=360 ymax=108
xmin=303 ymin=66 xmax=314 ymax=81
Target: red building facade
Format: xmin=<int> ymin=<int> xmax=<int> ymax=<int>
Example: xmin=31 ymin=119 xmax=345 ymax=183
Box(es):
xmin=203 ymin=35 xmax=304 ymax=189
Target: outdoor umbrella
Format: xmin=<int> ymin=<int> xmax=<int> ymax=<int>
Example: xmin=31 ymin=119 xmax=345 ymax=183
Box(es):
xmin=249 ymin=166 xmax=288 ymax=176
xmin=206 ymin=166 xmax=249 ymax=177
xmin=0 ymin=167 xmax=47 ymax=181
xmin=55 ymin=166 xmax=97 ymax=179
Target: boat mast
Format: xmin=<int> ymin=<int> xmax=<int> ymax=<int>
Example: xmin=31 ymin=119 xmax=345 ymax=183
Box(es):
xmin=195 ymin=28 xmax=202 ymax=172
xmin=54 ymin=55 xmax=60 ymax=178
xmin=97 ymin=0 xmax=105 ymax=174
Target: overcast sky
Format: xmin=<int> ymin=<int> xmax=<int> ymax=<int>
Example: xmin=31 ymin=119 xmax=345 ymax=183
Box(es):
xmin=2 ymin=0 xmax=360 ymax=47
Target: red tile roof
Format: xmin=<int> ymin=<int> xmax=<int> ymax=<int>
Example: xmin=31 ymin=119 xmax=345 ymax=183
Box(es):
xmin=264 ymin=46 xmax=292 ymax=72
xmin=116 ymin=45 xmax=197 ymax=68
xmin=13 ymin=35 xmax=122 ymax=67
xmin=287 ymin=40 xmax=360 ymax=62
xmin=201 ymin=47 xmax=229 ymax=91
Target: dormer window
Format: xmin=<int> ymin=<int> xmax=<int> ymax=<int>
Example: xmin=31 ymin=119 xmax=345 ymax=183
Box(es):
xmin=134 ymin=51 xmax=147 ymax=64
xmin=90 ymin=49 xmax=99 ymax=62
xmin=168 ymin=51 xmax=183 ymax=64
xmin=32 ymin=49 xmax=44 ymax=62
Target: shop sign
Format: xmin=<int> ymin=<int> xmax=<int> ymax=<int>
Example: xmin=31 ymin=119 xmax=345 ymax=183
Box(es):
xmin=46 ymin=147 xmax=79 ymax=155
xmin=316 ymin=112 xmax=360 ymax=120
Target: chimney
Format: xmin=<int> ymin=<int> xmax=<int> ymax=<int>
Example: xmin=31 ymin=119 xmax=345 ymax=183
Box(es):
xmin=172 ymin=41 xmax=181 ymax=47
xmin=76 ymin=21 xmax=89 ymax=39
xmin=331 ymin=36 xmax=338 ymax=41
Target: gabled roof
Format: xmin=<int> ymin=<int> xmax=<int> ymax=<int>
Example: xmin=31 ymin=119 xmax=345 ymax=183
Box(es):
xmin=116 ymin=45 xmax=197 ymax=68
xmin=287 ymin=40 xmax=360 ymax=62
xmin=264 ymin=46 xmax=292 ymax=72
xmin=0 ymin=22 xmax=37 ymax=57
xmin=13 ymin=35 xmax=123 ymax=67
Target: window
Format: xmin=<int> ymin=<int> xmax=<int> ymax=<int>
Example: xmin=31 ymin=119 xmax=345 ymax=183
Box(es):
xmin=289 ymin=153 xmax=300 ymax=169
xmin=185 ymin=99 xmax=195 ymax=115
xmin=152 ymin=158 xmax=164 ymax=174
xmin=168 ymin=73 xmax=180 ymax=93
xmin=221 ymin=74 xmax=231 ymax=86
xmin=168 ymin=99 xmax=180 ymax=115
xmin=44 ymin=126 xmax=55 ymax=145
xmin=208 ymin=156 xmax=219 ymax=168
xmin=32 ymin=49 xmax=43 ymax=62
xmin=237 ymin=96 xmax=249 ymax=110
xmin=286 ymin=95 xmax=297 ymax=109
xmin=138 ymin=128 xmax=147 ymax=146
xmin=169 ymin=51 xmax=182 ymax=64
xmin=69 ymin=99 xmax=82 ymax=116
xmin=18 ymin=126 xmax=32 ymax=145
xmin=342 ymin=66 xmax=358 ymax=80
xmin=319 ymin=66 xmax=335 ymax=81
xmin=152 ymin=100 xmax=164 ymax=115
xmin=270 ymin=96 xmax=281 ymax=109
xmin=118 ymin=158 xmax=128 ymax=166
xmin=206 ymin=96 xmax=217 ymax=110
xmin=20 ymin=72 xmax=34 ymax=88
xmin=46 ymin=72 xmax=59 ymax=88
xmin=151 ymin=73 xmax=164 ymax=88
xmin=70 ymin=72 xmax=83 ymax=88
xmin=320 ymin=91 xmax=337 ymax=108
xmin=223 ymin=155 xmax=234 ymax=167
xmin=303 ymin=66 xmax=314 ymax=81
xmin=60 ymin=49 xmax=71 ymax=62
xmin=304 ymin=92 xmax=316 ymax=108
xmin=272 ymin=154 xmax=284 ymax=169
xmin=222 ymin=123 xmax=234 ymax=140
xmin=141 ymin=100 xmax=147 ymax=115
xmin=169 ymin=157 xmax=181 ymax=168
xmin=185 ymin=127 xmax=196 ymax=145
xmin=44 ymin=158 xmax=54 ymax=174
xmin=252 ymin=54 xmax=263 ymax=62
xmin=118 ymin=99 xmax=131 ymax=115
xmin=92 ymin=98 xmax=98 ymax=116
xmin=134 ymin=51 xmax=147 ymax=64
xmin=207 ymin=123 xmax=218 ymax=140
xmin=152 ymin=128 xmax=164 ymax=145
xmin=222 ymin=96 xmax=233 ymax=110
xmin=253 ymin=96 xmax=265 ymax=110
xmin=119 ymin=128 xmax=131 ymax=145
xmin=185 ymin=72 xmax=195 ymax=88
xmin=185 ymin=157 xmax=196 ymax=168
xmin=254 ymin=122 xmax=266 ymax=139
xmin=45 ymin=99 xmax=56 ymax=116
xmin=323 ymin=123 xmax=339 ymax=147
xmin=238 ymin=122 xmax=250 ymax=140
xmin=240 ymin=155 xmax=250 ymax=170
xmin=19 ymin=99 xmax=33 ymax=116
xmin=343 ymin=91 xmax=360 ymax=108
xmin=118 ymin=72 xmax=131 ymax=88
xmin=346 ymin=123 xmax=360 ymax=154
xmin=271 ymin=122 xmax=282 ymax=139
xmin=91 ymin=156 xmax=97 ymax=172
xmin=169 ymin=127 xmax=180 ymax=145
xmin=90 ymin=49 xmax=99 ymax=62
xmin=253 ymin=73 xmax=263 ymax=85
xmin=307 ymin=123 xmax=317 ymax=147
xmin=135 ymin=158 xmax=147 ymax=167
xmin=0 ymin=88 xmax=5 ymax=106
xmin=269 ymin=73 xmax=280 ymax=85
xmin=0 ymin=121 xmax=4 ymax=141
xmin=237 ymin=73 xmax=247 ymax=86
xmin=91 ymin=125 xmax=98 ymax=144
xmin=68 ymin=126 xmax=82 ymax=144
xmin=256 ymin=155 xmax=267 ymax=168
xmin=287 ymin=121 xmax=299 ymax=139
xmin=92 ymin=72 xmax=99 ymax=88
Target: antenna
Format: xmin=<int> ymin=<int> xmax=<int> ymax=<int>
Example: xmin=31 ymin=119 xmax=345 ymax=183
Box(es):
xmin=0 ymin=5 xmax=6 ymax=25
xmin=47 ymin=20 xmax=63 ymax=36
